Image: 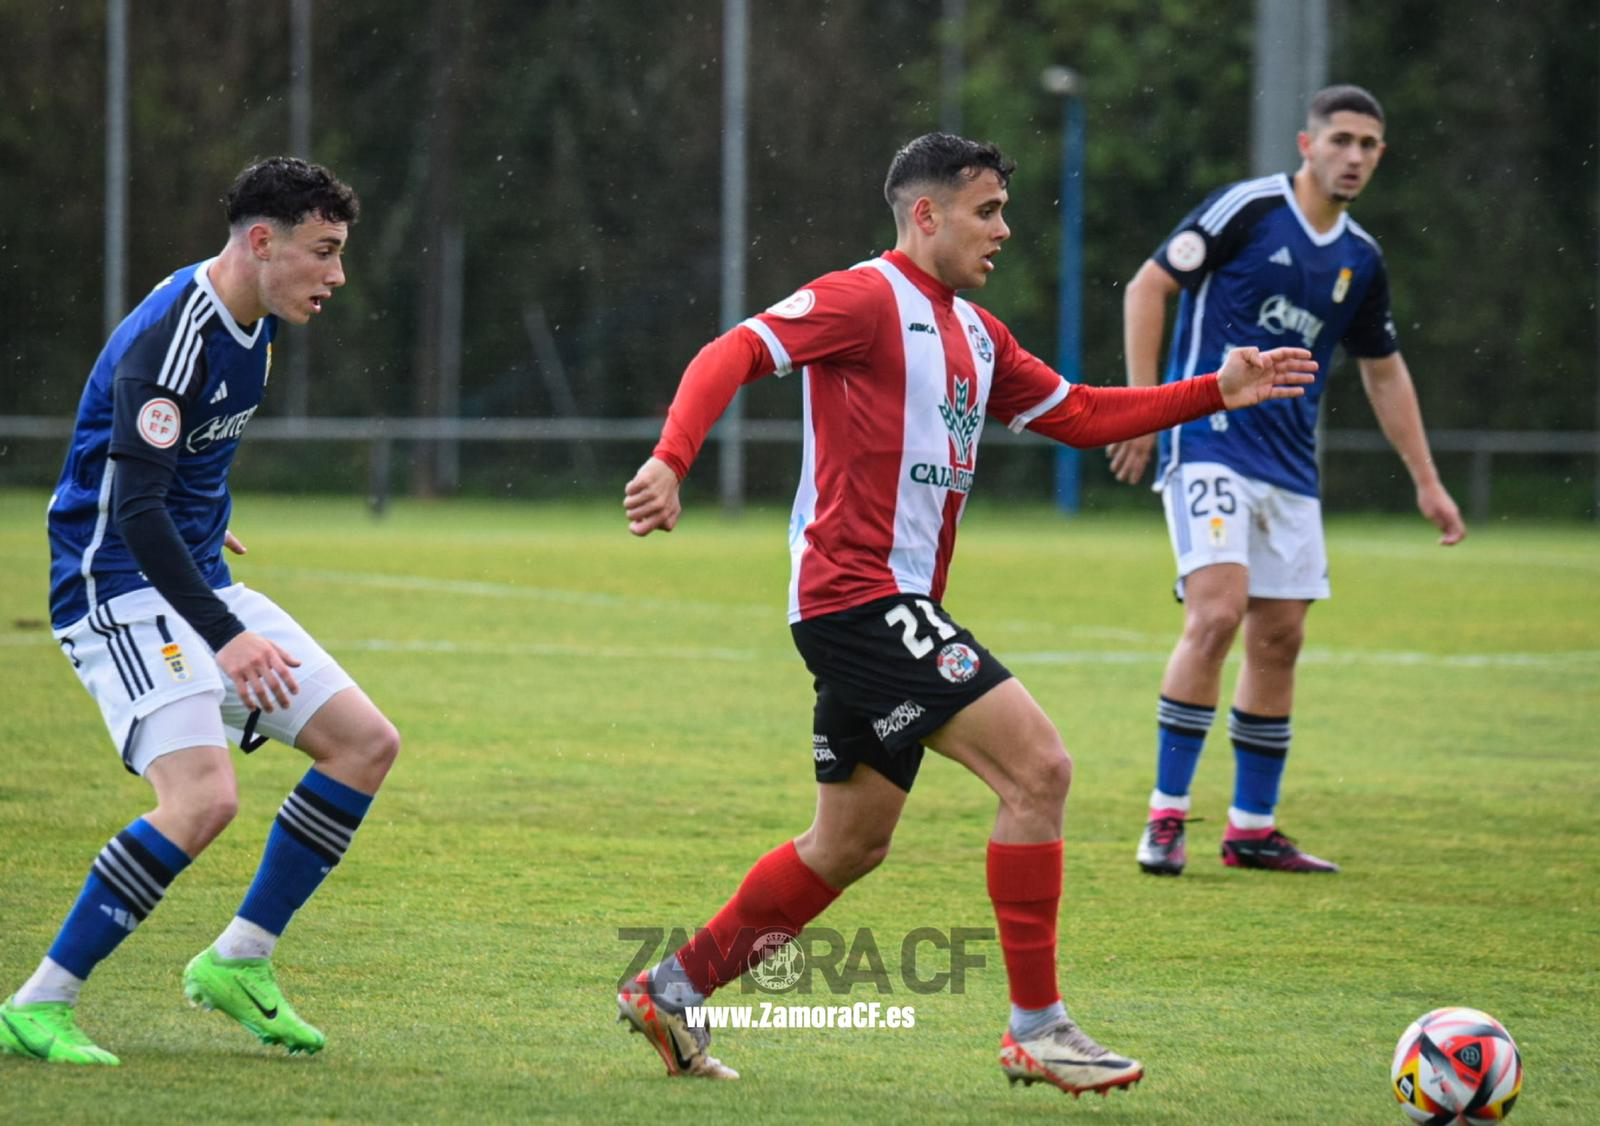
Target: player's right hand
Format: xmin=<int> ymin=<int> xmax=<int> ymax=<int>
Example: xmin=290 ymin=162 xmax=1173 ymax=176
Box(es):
xmin=624 ymin=456 xmax=682 ymax=536
xmin=217 ymin=630 xmax=301 ymax=713
xmin=1106 ymin=434 xmax=1156 ymax=484
xmin=1216 ymin=346 xmax=1317 ymax=408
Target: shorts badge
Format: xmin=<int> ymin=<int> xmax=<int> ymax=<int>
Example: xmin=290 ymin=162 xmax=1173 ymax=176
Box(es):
xmin=161 ymin=642 xmax=191 ymax=682
xmin=1208 ymin=516 xmax=1227 ymax=548
xmin=935 ymin=642 xmax=981 ymax=684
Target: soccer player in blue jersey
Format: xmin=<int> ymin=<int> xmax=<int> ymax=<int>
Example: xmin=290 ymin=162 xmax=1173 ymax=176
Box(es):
xmin=1106 ymin=85 xmax=1465 ymax=876
xmin=1 ymin=158 xmax=399 ymax=1065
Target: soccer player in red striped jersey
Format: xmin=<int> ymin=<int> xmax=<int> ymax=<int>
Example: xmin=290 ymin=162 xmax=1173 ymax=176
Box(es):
xmin=616 ymin=133 xmax=1316 ymax=1094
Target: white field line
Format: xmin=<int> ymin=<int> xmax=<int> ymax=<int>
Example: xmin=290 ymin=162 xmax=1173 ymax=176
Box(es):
xmin=241 ymin=564 xmax=775 ymax=618
xmin=1327 ymin=539 xmax=1600 ymax=573
xmin=6 ymin=566 xmax=1593 ymax=671
xmin=3 ymin=630 xmax=1594 ymax=673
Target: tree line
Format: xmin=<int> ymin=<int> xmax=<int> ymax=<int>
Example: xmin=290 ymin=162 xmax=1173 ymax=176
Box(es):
xmin=1 ymin=0 xmax=1594 ymax=508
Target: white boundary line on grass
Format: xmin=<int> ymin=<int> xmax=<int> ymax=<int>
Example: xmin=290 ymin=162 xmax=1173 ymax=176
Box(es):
xmin=3 ymin=632 xmax=1595 ymax=671
xmin=244 ymin=564 xmax=774 ymax=618
xmin=5 ymin=565 xmax=1594 ymax=671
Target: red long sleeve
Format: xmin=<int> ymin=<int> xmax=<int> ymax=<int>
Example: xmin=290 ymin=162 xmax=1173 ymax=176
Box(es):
xmin=1026 ymin=375 xmax=1226 ymax=448
xmin=651 ymin=327 xmax=774 ymax=478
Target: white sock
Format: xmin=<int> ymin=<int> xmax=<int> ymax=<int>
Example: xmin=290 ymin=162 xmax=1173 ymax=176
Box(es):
xmin=213 ymin=916 xmax=280 ymax=961
xmin=1010 ymin=999 xmax=1068 ymax=1041
xmin=1150 ymin=789 xmax=1191 ymax=813
xmin=14 ymin=958 xmax=85 ymax=1006
xmin=1227 ymin=807 xmax=1274 ymax=831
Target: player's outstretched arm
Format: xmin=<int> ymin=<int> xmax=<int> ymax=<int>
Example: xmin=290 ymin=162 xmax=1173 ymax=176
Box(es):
xmin=1216 ymin=346 xmax=1317 ymax=409
xmin=624 ymin=456 xmax=682 ymax=536
xmin=1107 ymin=259 xmax=1179 ymax=484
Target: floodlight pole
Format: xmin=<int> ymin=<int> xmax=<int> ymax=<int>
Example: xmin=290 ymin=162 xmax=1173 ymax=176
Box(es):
xmin=285 ymin=0 xmax=313 ymax=419
xmin=939 ymin=0 xmax=965 ymax=134
xmin=1042 ymin=65 xmax=1084 ymax=515
xmin=717 ymin=0 xmax=749 ymax=515
xmin=104 ymin=0 xmax=128 ymax=335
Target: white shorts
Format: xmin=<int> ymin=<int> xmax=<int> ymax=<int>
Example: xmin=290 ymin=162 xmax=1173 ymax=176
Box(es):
xmin=55 ymin=583 xmax=355 ymax=776
xmin=1161 ymin=461 xmax=1330 ymax=601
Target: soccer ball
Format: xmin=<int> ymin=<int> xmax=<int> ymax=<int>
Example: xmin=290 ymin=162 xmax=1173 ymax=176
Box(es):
xmin=1391 ymin=1007 xmax=1523 ymax=1124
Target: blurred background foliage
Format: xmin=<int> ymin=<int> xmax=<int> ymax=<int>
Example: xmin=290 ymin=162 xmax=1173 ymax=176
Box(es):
xmin=1 ymin=0 xmax=1595 ymax=512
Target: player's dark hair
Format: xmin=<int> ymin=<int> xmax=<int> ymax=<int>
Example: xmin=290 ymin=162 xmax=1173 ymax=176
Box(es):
xmin=225 ymin=156 xmax=360 ymax=229
xmin=1308 ymin=84 xmax=1385 ymax=128
xmin=884 ymin=133 xmax=1016 ymax=212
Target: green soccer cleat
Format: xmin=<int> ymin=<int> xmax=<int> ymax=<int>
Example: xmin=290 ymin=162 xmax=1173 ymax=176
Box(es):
xmin=0 ymin=996 xmax=121 ymax=1065
xmin=183 ymin=947 xmax=326 ymax=1055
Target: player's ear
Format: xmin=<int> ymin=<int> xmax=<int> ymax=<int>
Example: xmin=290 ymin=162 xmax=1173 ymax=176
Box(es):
xmin=247 ymin=221 xmax=276 ymax=261
xmin=911 ymin=194 xmax=939 ymax=236
xmin=1295 ymin=130 xmax=1313 ymax=160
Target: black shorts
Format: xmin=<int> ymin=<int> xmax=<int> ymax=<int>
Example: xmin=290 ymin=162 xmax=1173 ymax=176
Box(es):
xmin=789 ymin=593 xmax=1013 ymax=793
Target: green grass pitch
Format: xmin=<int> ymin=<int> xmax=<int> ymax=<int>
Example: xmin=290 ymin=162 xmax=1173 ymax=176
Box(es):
xmin=0 ymin=488 xmax=1594 ymax=1122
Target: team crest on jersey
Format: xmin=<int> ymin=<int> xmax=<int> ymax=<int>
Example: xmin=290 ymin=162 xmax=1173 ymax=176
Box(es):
xmin=938 ymin=377 xmax=981 ymax=467
xmin=766 ymin=289 xmax=816 ymax=319
xmin=965 ymin=323 xmax=993 ymax=364
xmin=1331 ymin=267 xmax=1353 ymax=304
xmin=161 ymin=642 xmax=191 ymax=682
xmin=137 ymin=398 xmax=181 ymax=449
xmin=935 ymin=642 xmax=981 ymax=683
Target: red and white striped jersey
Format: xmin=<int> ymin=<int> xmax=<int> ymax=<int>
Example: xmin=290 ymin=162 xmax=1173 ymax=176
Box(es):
xmin=738 ymin=251 xmax=1069 ymax=623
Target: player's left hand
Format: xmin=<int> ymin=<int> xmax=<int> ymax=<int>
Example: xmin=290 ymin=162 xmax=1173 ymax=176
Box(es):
xmin=1216 ymin=346 xmax=1317 ymax=409
xmin=223 ymin=530 xmax=247 ymax=555
xmin=1417 ymin=482 xmax=1466 ymax=545
xmin=624 ymin=457 xmax=682 ymax=536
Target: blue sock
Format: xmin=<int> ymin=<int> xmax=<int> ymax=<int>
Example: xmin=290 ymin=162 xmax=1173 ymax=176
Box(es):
xmin=1154 ymin=696 xmax=1215 ymax=800
xmin=236 ymin=769 xmax=372 ymax=937
xmin=47 ymin=818 xmax=191 ymax=979
xmin=1229 ymin=708 xmax=1291 ymax=816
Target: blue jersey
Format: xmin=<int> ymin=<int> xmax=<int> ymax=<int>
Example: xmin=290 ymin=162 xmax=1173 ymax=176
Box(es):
xmin=48 ymin=260 xmax=276 ymax=629
xmin=1151 ymin=173 xmax=1398 ymax=496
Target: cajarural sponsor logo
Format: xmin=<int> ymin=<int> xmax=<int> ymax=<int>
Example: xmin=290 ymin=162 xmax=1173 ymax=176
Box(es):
xmin=1256 ymin=294 xmax=1324 ymax=348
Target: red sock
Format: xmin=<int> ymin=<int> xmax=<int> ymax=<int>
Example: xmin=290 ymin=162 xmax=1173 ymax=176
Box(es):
xmin=986 ymin=839 xmax=1063 ymax=1009
xmin=674 ymin=841 xmax=840 ymax=996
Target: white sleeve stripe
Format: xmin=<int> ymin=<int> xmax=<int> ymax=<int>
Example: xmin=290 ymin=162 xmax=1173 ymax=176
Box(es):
xmin=1007 ymin=379 xmax=1070 ymax=433
xmin=1197 ymin=174 xmax=1283 ymax=232
xmin=1199 ymin=182 xmax=1283 ymax=235
xmin=739 ymin=317 xmax=791 ymax=376
xmin=156 ymin=287 xmax=206 ymax=391
xmin=157 ymin=292 xmax=216 ymax=396
xmin=171 ymin=322 xmax=207 ymax=397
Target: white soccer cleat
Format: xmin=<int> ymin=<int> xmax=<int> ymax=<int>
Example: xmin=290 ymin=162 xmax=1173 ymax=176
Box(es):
xmin=1000 ymin=1019 xmax=1143 ymax=1096
xmin=616 ymin=971 xmax=738 ymax=1080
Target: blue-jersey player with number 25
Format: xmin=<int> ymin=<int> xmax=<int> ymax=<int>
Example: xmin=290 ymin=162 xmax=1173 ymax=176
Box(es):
xmin=1104 ymin=85 xmax=1466 ymax=878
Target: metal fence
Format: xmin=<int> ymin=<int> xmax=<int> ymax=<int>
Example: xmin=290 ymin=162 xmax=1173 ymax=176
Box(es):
xmin=2 ymin=417 xmax=1595 ymax=522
